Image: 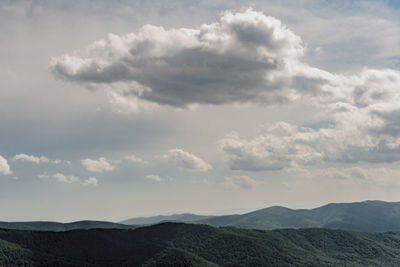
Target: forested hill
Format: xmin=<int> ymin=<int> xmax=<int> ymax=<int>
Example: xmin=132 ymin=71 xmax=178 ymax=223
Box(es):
xmin=2 ymin=222 xmax=400 ymax=266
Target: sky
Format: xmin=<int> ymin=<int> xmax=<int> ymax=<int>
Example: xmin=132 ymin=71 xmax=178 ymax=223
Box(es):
xmin=2 ymin=0 xmax=400 ymax=222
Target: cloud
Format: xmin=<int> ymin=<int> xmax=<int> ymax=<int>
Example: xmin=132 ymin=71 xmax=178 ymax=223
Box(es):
xmin=50 ymin=8 xmax=330 ymax=111
xmin=219 ymin=68 xmax=400 ymax=170
xmin=124 ymin=154 xmax=147 ymax=164
xmin=81 ymin=157 xmax=116 ymax=172
xmin=0 ymin=156 xmax=12 ymax=175
xmin=37 ymin=172 xmax=50 ymax=179
xmin=146 ymin=174 xmax=164 ymax=182
xmin=12 ymin=153 xmax=60 ymax=164
xmin=51 ymin=173 xmax=79 ymax=184
xmin=223 ymin=175 xmax=256 ymax=190
xmin=83 ymin=177 xmax=98 ymax=187
xmin=39 ymin=172 xmax=98 ymax=186
xmin=288 ymin=166 xmax=400 ymax=187
xmin=218 ymin=123 xmax=325 ymax=171
xmin=50 ymin=7 xmax=400 ymax=170
xmin=163 ymin=149 xmax=212 ymax=172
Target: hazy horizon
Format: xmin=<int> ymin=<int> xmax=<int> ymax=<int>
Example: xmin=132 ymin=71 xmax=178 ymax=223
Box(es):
xmin=2 ymin=0 xmax=400 ymax=222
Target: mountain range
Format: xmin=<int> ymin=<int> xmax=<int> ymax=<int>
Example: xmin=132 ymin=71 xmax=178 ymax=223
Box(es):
xmin=122 ymin=200 xmax=400 ymax=232
xmin=3 ymin=200 xmax=400 ymax=266
xmin=2 ymin=200 xmax=400 ymax=233
xmin=0 ymin=220 xmax=135 ymax=231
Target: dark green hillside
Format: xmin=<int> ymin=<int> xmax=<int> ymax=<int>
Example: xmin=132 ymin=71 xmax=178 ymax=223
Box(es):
xmin=0 ymin=220 xmax=135 ymax=231
xmin=141 ymin=248 xmax=219 ymax=267
xmin=0 ymin=239 xmax=33 ymax=266
xmin=2 ymin=223 xmax=400 ymax=266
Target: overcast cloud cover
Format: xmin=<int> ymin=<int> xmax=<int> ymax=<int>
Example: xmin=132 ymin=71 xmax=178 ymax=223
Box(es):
xmin=2 ymin=0 xmax=400 ymax=221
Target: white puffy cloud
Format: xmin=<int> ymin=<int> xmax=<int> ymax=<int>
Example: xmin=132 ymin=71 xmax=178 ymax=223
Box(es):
xmin=39 ymin=172 xmax=98 ymax=186
xmin=81 ymin=157 xmax=116 ymax=172
xmin=163 ymin=149 xmax=212 ymax=172
xmin=223 ymin=175 xmax=256 ymax=190
xmin=51 ymin=173 xmax=79 ymax=184
xmin=83 ymin=177 xmax=98 ymax=187
xmin=12 ymin=153 xmax=60 ymax=164
xmin=37 ymin=172 xmax=50 ymax=179
xmin=124 ymin=154 xmax=147 ymax=164
xmin=146 ymin=174 xmax=164 ymax=182
xmin=50 ymin=8 xmax=330 ymax=111
xmin=0 ymin=156 xmax=12 ymax=175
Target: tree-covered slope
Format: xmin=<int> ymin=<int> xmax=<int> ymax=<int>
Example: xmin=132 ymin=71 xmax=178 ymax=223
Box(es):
xmin=0 ymin=239 xmax=33 ymax=266
xmin=2 ymin=222 xmax=400 ymax=266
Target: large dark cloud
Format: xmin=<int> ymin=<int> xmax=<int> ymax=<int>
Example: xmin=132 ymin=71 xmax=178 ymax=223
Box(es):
xmin=51 ymin=9 xmax=321 ymax=109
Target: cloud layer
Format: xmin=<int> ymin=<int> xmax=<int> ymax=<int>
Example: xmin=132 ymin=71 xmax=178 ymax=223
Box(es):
xmin=50 ymin=8 xmax=400 ymax=171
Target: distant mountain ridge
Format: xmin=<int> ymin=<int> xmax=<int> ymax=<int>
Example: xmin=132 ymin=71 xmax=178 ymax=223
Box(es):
xmin=200 ymin=200 xmax=400 ymax=232
xmin=123 ymin=200 xmax=400 ymax=232
xmin=3 ymin=200 xmax=400 ymax=232
xmin=121 ymin=213 xmax=214 ymax=225
xmin=0 ymin=220 xmax=135 ymax=231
